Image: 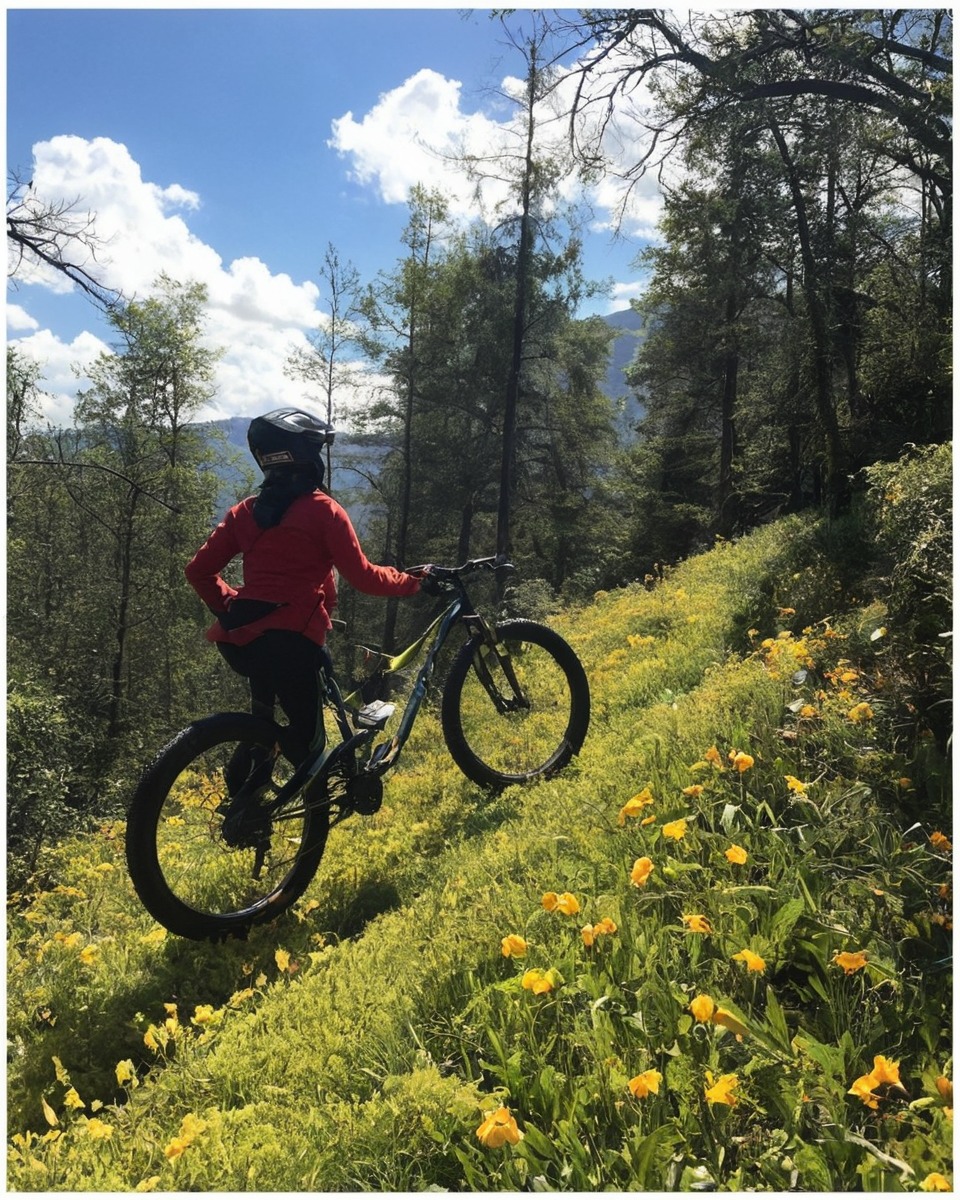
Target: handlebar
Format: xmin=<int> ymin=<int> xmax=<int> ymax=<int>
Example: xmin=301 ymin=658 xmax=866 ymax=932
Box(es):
xmin=406 ymin=555 xmax=514 ymax=585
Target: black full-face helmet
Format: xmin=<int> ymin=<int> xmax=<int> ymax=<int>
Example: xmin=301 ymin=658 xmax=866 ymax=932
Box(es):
xmin=247 ymin=408 xmax=336 ymax=475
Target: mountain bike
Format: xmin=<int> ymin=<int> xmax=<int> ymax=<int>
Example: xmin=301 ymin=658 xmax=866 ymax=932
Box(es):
xmin=125 ymin=556 xmax=590 ymax=940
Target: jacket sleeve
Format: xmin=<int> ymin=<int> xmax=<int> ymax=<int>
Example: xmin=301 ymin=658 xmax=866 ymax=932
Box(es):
xmin=185 ymin=511 xmax=242 ymax=613
xmin=325 ymin=503 xmax=421 ymax=597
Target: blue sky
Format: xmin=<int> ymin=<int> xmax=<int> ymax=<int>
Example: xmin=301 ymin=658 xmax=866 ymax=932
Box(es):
xmin=7 ymin=7 xmax=662 ymax=425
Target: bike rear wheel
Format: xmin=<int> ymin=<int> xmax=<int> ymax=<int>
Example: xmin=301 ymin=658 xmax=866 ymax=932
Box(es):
xmin=125 ymin=713 xmax=330 ymax=940
xmin=441 ymin=619 xmax=590 ymax=789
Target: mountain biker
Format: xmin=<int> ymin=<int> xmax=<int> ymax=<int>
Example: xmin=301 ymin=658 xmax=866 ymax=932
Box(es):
xmin=185 ymin=407 xmax=423 ymax=775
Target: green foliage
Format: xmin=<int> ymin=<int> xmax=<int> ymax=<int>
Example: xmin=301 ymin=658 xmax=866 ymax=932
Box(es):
xmin=6 ymin=672 xmax=78 ymax=884
xmin=7 ymin=277 xmax=235 ymax=853
xmin=7 ymin=492 xmax=951 ymax=1192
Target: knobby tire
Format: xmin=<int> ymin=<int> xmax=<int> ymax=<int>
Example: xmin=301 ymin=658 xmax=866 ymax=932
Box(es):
xmin=125 ymin=712 xmax=330 ymax=940
xmin=441 ymin=619 xmax=590 ymax=790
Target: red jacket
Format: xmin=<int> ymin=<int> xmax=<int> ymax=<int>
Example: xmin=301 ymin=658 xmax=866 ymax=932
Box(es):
xmin=185 ymin=490 xmax=420 ymax=647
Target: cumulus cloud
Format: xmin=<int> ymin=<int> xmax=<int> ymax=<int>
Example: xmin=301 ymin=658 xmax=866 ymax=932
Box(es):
xmin=13 ymin=136 xmax=334 ymax=425
xmin=329 ymin=62 xmax=665 ymax=237
xmin=8 ymin=327 xmax=112 ymax=427
xmin=7 ymin=304 xmax=39 ymax=332
xmin=330 ymin=69 xmax=510 ymax=216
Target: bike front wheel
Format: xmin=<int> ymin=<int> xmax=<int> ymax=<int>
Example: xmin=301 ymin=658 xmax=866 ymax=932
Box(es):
xmin=125 ymin=713 xmax=330 ymax=940
xmin=441 ymin=619 xmax=590 ymax=789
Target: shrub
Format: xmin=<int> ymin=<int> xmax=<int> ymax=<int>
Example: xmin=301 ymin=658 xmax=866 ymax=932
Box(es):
xmin=7 ymin=675 xmax=77 ymax=883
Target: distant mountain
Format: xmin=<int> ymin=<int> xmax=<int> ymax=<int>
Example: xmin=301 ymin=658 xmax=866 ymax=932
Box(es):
xmin=600 ymin=307 xmax=646 ymax=438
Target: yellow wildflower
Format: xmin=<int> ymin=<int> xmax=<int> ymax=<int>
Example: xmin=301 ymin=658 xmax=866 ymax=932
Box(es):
xmin=618 ymin=788 xmax=655 ymax=825
xmin=78 ymin=944 xmax=99 ymax=965
xmin=275 ymin=948 xmax=291 ymax=972
xmin=724 ymin=844 xmax=748 ymax=865
xmin=713 ymin=1007 xmax=749 ymax=1039
xmin=919 ymin=1174 xmax=952 ymax=1192
xmin=729 ymin=750 xmax=755 ymax=773
xmin=848 ymin=1055 xmax=905 ymax=1109
xmin=689 ymin=994 xmax=715 ymax=1023
xmin=832 ymin=949 xmax=868 ymax=974
xmin=84 ymin=1118 xmax=113 ymax=1140
xmin=784 ymin=775 xmax=808 ymax=793
xmin=501 ymin=934 xmax=528 ymax=959
xmin=704 ymin=746 xmax=724 ymax=769
xmin=936 ymin=1077 xmax=953 ymax=1104
xmin=581 ymin=917 xmax=617 ymax=948
xmin=63 ymin=1088 xmax=84 ymax=1110
xmin=191 ymin=1005 xmax=216 ymax=1027
xmin=847 ymin=702 xmax=875 ymax=723
xmin=704 ymin=1071 xmax=739 ymax=1107
xmin=522 ymin=968 xmax=561 ymax=995
xmin=682 ymin=913 xmax=711 ymax=934
xmin=115 ymin=1060 xmax=137 ymax=1088
xmin=630 ymin=856 xmax=655 ymax=887
xmin=164 ymin=1113 xmax=207 ymax=1157
xmin=869 ymin=1055 xmax=905 ymax=1090
xmin=930 ymin=831 xmax=953 ymax=853
xmin=778 ymin=607 xmax=796 ymax=616
xmin=682 ymin=784 xmax=704 ymax=798
xmin=640 ymin=814 xmax=656 ymax=826
xmin=731 ymin=949 xmax=766 ymax=973
xmin=475 ymin=1105 xmax=523 ymax=1149
xmin=662 ymin=818 xmax=687 ymax=841
xmin=627 ymin=1069 xmax=662 ymax=1099
xmin=542 ymin=891 xmax=579 ymax=915
xmin=848 ymin=1073 xmax=881 ymax=1109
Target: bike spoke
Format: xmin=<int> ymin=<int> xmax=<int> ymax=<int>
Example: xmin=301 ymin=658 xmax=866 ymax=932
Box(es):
xmin=153 ymin=748 xmax=314 ymax=918
xmin=459 ymin=640 xmax=572 ymax=776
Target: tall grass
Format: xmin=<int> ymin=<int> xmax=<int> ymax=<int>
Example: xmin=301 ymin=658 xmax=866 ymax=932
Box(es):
xmin=7 ymin=496 xmax=952 ymax=1191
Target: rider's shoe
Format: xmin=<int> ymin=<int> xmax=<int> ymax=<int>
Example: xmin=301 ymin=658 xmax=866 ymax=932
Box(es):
xmin=218 ymin=753 xmax=275 ymax=847
xmin=224 ymin=744 xmax=275 ymax=798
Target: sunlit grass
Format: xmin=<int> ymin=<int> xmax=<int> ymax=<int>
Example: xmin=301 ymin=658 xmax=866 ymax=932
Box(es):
xmin=7 ymin=503 xmax=952 ymax=1191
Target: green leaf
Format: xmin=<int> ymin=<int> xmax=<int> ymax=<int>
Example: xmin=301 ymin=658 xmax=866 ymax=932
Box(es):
xmin=624 ymin=1122 xmax=682 ymax=1188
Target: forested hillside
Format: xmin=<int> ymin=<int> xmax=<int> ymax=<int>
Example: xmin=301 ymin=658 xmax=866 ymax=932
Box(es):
xmin=7 ymin=445 xmax=952 ymax=1190
xmin=6 ymin=9 xmax=952 ymax=1191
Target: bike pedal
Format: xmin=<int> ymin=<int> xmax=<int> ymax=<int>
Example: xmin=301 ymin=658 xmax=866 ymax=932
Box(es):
xmin=354 ymin=700 xmax=396 ymax=730
xmin=367 ymin=740 xmax=396 ymax=770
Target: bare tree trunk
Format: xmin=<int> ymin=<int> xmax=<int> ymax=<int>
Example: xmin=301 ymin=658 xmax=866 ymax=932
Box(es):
xmin=496 ymin=45 xmax=538 ymax=594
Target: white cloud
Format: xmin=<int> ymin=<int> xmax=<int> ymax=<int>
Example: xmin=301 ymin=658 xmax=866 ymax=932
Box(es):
xmin=330 ymin=69 xmax=508 ymax=216
xmin=608 ymin=280 xmax=647 ymax=312
xmin=329 ymin=63 xmax=666 ymax=237
xmin=13 ymin=136 xmax=334 ymax=425
xmin=9 ymin=327 xmax=112 ymax=427
xmin=6 ymin=303 xmax=39 ymax=332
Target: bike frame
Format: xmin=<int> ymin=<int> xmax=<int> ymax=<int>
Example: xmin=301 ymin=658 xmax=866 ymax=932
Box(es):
xmin=259 ymin=560 xmax=518 ymax=817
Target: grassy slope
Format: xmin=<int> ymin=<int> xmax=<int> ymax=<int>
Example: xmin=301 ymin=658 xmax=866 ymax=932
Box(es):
xmin=8 ymin=512 xmax=952 ymax=1192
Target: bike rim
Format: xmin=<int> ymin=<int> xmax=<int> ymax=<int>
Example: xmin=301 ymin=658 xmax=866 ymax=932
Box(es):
xmin=458 ymin=638 xmax=575 ymax=778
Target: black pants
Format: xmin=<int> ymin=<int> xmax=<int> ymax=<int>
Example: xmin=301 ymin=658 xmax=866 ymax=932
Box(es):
xmin=217 ymin=631 xmax=332 ymax=767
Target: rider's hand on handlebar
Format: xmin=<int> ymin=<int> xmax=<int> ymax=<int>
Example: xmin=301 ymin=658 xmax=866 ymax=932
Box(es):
xmin=407 ymin=564 xmax=446 ymax=596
